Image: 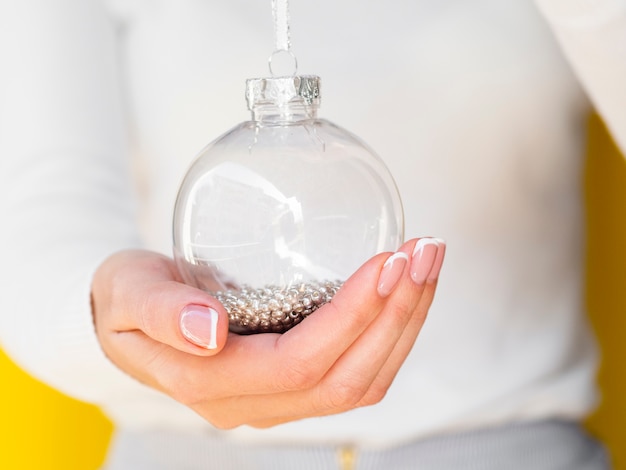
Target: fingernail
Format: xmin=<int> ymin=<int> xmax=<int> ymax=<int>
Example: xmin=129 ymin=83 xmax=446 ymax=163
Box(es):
xmin=427 ymin=238 xmax=446 ymax=282
xmin=180 ymin=305 xmax=219 ymax=349
xmin=410 ymin=238 xmax=439 ymax=285
xmin=377 ymin=252 xmax=409 ymax=297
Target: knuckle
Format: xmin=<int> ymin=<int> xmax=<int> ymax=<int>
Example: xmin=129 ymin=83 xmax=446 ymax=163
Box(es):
xmin=358 ymin=383 xmax=389 ymax=407
xmin=385 ymin=300 xmax=412 ymax=328
xmin=137 ymin=282 xmax=169 ymax=333
xmin=276 ymin=354 xmax=324 ymax=391
xmin=105 ymin=267 xmax=133 ymax=312
xmin=321 ymin=375 xmax=368 ymax=410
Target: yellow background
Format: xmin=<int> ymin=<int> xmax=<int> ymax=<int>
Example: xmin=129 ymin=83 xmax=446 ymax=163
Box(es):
xmin=0 ymin=115 xmax=624 ymax=469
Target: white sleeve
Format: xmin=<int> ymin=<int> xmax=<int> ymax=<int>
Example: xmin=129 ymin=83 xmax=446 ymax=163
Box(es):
xmin=534 ymin=0 xmax=626 ymax=153
xmin=0 ymin=1 xmax=150 ymax=404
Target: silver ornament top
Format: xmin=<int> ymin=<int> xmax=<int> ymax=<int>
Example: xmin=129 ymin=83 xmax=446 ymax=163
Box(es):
xmin=245 ymin=75 xmax=321 ymax=110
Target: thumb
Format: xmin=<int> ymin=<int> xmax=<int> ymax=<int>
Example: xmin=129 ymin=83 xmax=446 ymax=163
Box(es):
xmin=93 ymin=250 xmax=229 ymax=356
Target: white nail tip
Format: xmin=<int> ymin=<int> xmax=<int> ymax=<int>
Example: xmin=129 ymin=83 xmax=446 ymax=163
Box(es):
xmin=208 ymin=310 xmax=218 ymax=349
xmin=383 ymin=251 xmax=409 ymax=267
xmin=412 ymin=238 xmax=440 ymax=256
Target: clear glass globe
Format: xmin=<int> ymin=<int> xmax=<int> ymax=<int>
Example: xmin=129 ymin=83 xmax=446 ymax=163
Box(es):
xmin=173 ymin=76 xmax=404 ymax=333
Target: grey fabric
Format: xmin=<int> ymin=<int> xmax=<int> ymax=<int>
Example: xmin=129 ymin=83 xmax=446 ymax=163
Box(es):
xmin=102 ymin=420 xmax=611 ymax=470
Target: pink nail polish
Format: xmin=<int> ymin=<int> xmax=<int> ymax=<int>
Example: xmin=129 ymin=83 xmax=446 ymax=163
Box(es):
xmin=377 ymin=252 xmax=409 ymax=297
xmin=180 ymin=305 xmax=219 ymax=349
xmin=427 ymin=238 xmax=446 ymax=282
xmin=410 ymin=238 xmax=439 ymax=285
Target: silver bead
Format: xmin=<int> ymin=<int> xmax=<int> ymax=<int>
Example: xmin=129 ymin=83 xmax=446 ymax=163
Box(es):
xmin=212 ymin=279 xmax=343 ymax=334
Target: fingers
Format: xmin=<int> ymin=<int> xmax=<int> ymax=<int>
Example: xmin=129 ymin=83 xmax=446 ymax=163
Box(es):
xmin=354 ymin=239 xmax=446 ymax=407
xmin=189 ymin=238 xmax=447 ymax=428
xmin=92 ymin=250 xmax=229 ymax=357
xmin=266 ymin=237 xmax=443 ymax=389
xmin=269 ymin=252 xmax=393 ymax=390
xmin=320 ymin=238 xmax=444 ymax=408
xmin=255 ymin=238 xmax=445 ymax=425
xmin=305 ymin=239 xmax=428 ymax=408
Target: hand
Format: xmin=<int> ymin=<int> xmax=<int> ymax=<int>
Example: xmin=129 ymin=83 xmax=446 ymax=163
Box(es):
xmin=91 ymin=237 xmax=445 ymax=429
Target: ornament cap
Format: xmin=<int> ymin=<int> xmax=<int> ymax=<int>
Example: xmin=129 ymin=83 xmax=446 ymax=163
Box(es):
xmin=245 ymin=75 xmax=321 ymax=110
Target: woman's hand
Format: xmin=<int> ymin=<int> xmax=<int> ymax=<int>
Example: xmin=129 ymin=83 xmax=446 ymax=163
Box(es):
xmin=91 ymin=237 xmax=445 ymax=429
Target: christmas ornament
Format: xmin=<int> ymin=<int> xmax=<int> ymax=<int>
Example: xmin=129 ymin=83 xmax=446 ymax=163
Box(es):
xmin=173 ymin=0 xmax=404 ymax=333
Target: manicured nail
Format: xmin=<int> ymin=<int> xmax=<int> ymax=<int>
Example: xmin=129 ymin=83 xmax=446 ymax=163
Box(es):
xmin=428 ymin=238 xmax=446 ymax=282
xmin=377 ymin=252 xmax=409 ymax=297
xmin=180 ymin=305 xmax=219 ymax=349
xmin=410 ymin=238 xmax=439 ymax=285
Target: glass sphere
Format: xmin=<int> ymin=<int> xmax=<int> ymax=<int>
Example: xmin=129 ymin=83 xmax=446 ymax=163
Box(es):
xmin=173 ymin=76 xmax=404 ymax=333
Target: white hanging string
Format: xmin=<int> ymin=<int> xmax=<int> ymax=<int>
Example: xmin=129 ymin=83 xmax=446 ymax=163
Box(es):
xmin=272 ymin=0 xmax=290 ymax=52
xmin=269 ymin=0 xmax=297 ymax=76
